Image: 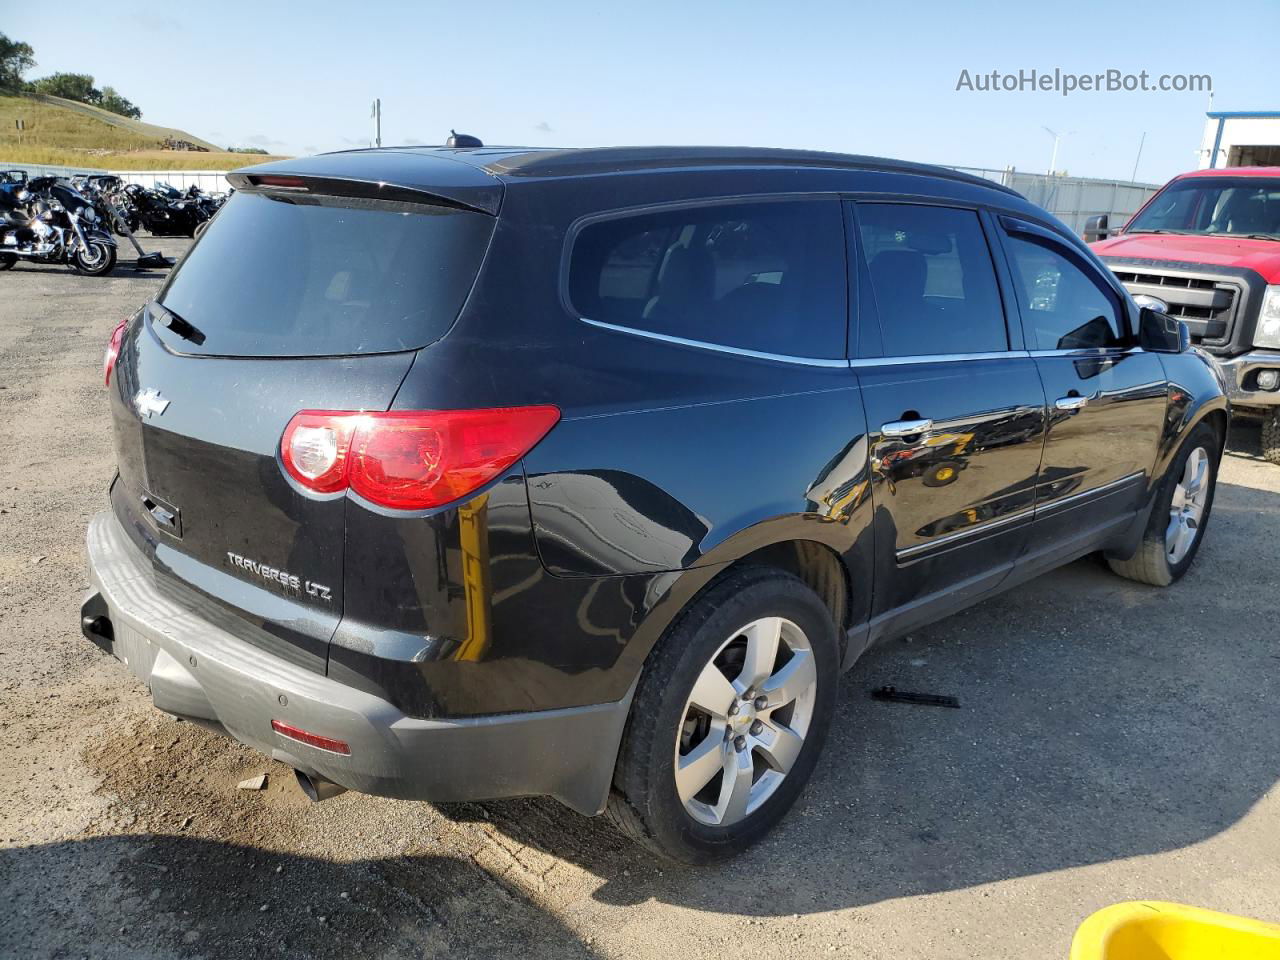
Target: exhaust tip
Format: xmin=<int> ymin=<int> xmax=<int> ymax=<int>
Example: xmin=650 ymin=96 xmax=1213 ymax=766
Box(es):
xmin=293 ymin=768 xmax=348 ymax=803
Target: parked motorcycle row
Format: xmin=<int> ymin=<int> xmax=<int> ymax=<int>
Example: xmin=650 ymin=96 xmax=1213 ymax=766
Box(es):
xmin=0 ymin=170 xmax=228 ymax=277
xmin=75 ymin=176 xmax=229 ymax=239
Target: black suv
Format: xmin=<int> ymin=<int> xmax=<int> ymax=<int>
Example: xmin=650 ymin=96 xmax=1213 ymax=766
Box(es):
xmin=83 ymin=147 xmax=1227 ymax=862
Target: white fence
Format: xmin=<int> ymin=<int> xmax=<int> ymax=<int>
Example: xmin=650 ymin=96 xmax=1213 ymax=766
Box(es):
xmin=1 ymin=162 xmax=232 ymax=194
xmin=1 ymin=161 xmax=109 ymax=179
xmin=112 ymin=170 xmax=231 ymax=193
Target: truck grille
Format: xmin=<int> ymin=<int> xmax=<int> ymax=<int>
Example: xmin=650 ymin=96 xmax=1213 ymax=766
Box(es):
xmin=1110 ymin=269 xmax=1240 ymax=347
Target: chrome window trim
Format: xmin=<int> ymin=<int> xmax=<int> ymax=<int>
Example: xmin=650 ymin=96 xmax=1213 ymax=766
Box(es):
xmin=852 ymin=350 xmax=1030 ymax=367
xmin=1027 ymin=347 xmax=1143 ymax=359
xmin=578 ymin=317 xmax=850 ymax=368
xmin=853 ymin=347 xmax=1145 ymax=366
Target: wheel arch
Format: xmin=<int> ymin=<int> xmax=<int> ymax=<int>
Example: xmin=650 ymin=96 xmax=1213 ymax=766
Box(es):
xmin=622 ymin=531 xmax=862 ymax=699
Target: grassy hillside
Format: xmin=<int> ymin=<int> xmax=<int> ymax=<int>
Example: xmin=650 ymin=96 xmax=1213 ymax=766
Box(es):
xmin=0 ymin=94 xmax=287 ymax=170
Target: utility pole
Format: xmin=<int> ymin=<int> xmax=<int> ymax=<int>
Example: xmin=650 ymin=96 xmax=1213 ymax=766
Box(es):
xmin=1043 ymin=126 xmax=1061 ymax=176
xmin=371 ymin=98 xmax=382 ymax=149
xmin=1130 ymin=131 xmax=1146 ymax=182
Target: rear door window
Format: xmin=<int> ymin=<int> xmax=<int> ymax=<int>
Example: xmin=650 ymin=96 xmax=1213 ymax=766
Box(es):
xmin=156 ymin=191 xmax=494 ymax=357
xmin=1002 ymin=232 xmax=1126 ymax=350
xmin=855 ymin=203 xmax=1008 ymax=356
xmin=567 ymin=198 xmax=847 ymax=359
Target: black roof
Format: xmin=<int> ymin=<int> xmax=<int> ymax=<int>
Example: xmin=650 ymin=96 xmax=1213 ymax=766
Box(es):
xmin=232 ymin=145 xmax=1024 ymax=216
xmin=295 ymin=145 xmax=1017 ymax=194
xmin=470 ymin=146 xmax=1020 ymax=196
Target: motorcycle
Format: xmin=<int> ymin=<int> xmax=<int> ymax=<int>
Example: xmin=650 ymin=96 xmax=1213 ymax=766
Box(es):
xmin=0 ymin=176 xmax=118 ymax=276
xmin=123 ymin=182 xmax=204 ymax=237
xmin=72 ymin=175 xmax=141 ymax=236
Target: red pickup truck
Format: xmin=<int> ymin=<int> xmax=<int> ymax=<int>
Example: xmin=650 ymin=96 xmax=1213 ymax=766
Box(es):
xmin=1088 ymin=167 xmax=1280 ymax=462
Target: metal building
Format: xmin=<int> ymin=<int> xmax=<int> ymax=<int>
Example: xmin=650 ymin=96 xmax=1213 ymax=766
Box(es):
xmin=1199 ymin=111 xmax=1280 ymax=168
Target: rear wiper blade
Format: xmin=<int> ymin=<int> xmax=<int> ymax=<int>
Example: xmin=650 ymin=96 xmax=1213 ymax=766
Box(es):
xmin=150 ymin=302 xmax=206 ymax=346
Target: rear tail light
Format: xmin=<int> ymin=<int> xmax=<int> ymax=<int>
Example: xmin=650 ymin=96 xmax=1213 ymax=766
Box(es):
xmin=103 ymin=316 xmax=127 ymax=386
xmin=281 ymin=406 xmax=560 ymax=510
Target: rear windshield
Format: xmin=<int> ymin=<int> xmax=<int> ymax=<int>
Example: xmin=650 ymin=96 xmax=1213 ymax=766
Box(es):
xmin=156 ymin=190 xmax=494 ymax=356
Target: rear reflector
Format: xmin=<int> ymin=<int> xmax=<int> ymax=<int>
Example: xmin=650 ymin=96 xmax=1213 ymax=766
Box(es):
xmin=281 ymin=406 xmax=560 ymax=511
xmin=104 ymin=316 xmax=127 ymax=387
xmin=270 ymin=719 xmax=351 ymax=755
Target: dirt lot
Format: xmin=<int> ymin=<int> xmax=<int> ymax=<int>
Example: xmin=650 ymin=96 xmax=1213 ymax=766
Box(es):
xmin=2 ymin=241 xmax=1279 ymax=959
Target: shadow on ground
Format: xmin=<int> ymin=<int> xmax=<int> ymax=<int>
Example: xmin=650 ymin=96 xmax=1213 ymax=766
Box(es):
xmin=438 ymin=470 xmax=1280 ymax=915
xmin=5 ymin=459 xmax=1275 ymax=959
xmin=0 ymin=834 xmax=599 ymax=960
xmin=1226 ymin=419 xmax=1266 ymax=462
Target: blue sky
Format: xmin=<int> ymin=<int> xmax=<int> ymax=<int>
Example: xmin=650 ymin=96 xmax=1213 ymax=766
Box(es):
xmin=9 ymin=0 xmax=1277 ymax=183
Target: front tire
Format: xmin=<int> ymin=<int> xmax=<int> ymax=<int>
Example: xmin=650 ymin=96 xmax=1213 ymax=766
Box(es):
xmin=0 ymin=252 xmax=15 ymax=270
xmin=71 ymin=241 xmax=117 ymax=276
xmin=1261 ymin=410 xmax=1280 ymax=466
xmin=607 ymin=567 xmax=839 ymax=863
xmin=1107 ymin=421 xmax=1219 ymax=586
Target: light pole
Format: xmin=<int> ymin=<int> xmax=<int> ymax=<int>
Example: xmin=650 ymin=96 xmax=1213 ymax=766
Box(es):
xmin=1043 ymin=126 xmax=1062 ymax=176
xmin=371 ymin=98 xmax=382 ymax=149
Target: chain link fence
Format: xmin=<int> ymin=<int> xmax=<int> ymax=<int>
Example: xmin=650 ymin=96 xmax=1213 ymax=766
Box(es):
xmin=950 ymin=166 xmax=1160 ymax=235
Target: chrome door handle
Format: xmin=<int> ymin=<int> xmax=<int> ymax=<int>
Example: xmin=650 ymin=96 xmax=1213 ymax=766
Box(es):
xmin=1054 ymin=395 xmax=1088 ymax=412
xmin=882 ymin=418 xmax=933 ymax=438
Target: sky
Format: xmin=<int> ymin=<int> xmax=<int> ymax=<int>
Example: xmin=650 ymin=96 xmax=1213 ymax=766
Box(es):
xmin=7 ymin=0 xmax=1278 ymax=184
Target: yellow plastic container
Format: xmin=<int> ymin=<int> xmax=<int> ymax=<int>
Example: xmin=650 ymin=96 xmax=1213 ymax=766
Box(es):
xmin=1071 ymin=901 xmax=1280 ymax=960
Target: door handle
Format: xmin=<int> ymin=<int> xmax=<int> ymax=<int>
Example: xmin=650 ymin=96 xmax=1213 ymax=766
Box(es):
xmin=1054 ymin=395 xmax=1088 ymax=412
xmin=882 ymin=418 xmax=933 ymax=438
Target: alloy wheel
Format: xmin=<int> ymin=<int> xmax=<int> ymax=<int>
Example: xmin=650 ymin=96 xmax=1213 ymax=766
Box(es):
xmin=1167 ymin=446 xmax=1210 ymax=565
xmin=674 ymin=616 xmax=818 ymax=827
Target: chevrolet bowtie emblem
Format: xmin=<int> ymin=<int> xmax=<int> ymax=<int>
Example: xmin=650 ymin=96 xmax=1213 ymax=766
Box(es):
xmin=134 ymin=388 xmax=170 ymax=419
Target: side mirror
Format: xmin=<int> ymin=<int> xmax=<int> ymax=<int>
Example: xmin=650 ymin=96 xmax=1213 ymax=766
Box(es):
xmin=1138 ymin=306 xmax=1190 ymax=354
xmin=1083 ymin=214 xmax=1109 ymax=242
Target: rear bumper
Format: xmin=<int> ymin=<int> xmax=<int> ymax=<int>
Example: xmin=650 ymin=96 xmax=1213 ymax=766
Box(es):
xmin=1217 ymin=350 xmax=1280 ymax=408
xmin=82 ymin=511 xmax=631 ymax=815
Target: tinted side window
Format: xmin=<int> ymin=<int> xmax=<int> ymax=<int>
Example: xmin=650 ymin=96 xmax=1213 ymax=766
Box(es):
xmin=1003 ymin=234 xmax=1125 ymax=350
xmin=568 ymin=199 xmax=846 ymax=359
xmin=856 ymin=203 xmax=1007 ymax=357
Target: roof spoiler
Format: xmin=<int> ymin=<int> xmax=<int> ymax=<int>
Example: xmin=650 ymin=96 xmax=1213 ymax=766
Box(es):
xmin=226 ymin=172 xmax=496 ymax=215
xmin=227 ymin=151 xmax=504 ymax=215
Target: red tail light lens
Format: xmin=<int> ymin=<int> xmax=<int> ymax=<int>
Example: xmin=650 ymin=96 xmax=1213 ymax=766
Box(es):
xmin=104 ymin=317 xmax=128 ymax=386
xmin=270 ymin=719 xmax=350 ymax=755
xmin=280 ymin=406 xmax=560 ymax=510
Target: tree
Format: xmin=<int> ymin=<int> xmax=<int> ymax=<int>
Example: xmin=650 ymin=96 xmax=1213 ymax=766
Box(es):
xmin=99 ymin=86 xmax=141 ymax=119
xmin=0 ymin=32 xmax=35 ymax=92
xmin=30 ymin=72 xmax=101 ymax=104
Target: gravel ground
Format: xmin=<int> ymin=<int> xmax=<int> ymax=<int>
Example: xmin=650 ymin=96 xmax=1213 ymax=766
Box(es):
xmin=2 ymin=240 xmax=1279 ymax=959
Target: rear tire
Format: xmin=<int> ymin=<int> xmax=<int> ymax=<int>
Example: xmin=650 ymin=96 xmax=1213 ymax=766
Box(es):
xmin=607 ymin=567 xmax=839 ymax=863
xmin=0 ymin=252 xmax=15 ymax=270
xmin=1262 ymin=410 xmax=1280 ymax=466
xmin=1107 ymin=421 xmax=1219 ymax=586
